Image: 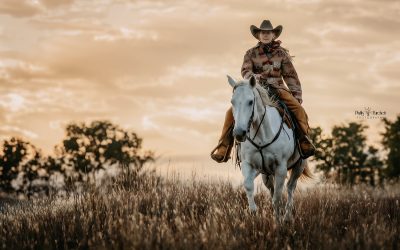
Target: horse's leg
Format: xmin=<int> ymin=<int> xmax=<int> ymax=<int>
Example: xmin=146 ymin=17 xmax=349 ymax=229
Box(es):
xmin=273 ymin=163 xmax=287 ymax=223
xmin=241 ymin=162 xmax=258 ymax=212
xmin=284 ymin=159 xmax=305 ymax=223
xmin=262 ymin=174 xmax=274 ymax=198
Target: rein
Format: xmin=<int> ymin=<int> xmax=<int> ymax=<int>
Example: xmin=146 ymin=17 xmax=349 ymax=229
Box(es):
xmin=246 ymin=108 xmax=285 ymax=175
xmin=234 ymin=85 xmax=285 ymax=175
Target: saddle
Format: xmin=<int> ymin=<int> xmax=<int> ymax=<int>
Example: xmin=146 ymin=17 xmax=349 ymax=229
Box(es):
xmin=257 ymin=86 xmax=294 ymax=130
xmin=266 ymin=87 xmax=311 ymax=159
xmin=240 ymin=86 xmax=302 ymax=161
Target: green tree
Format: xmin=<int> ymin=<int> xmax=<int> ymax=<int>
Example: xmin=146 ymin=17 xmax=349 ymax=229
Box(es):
xmin=60 ymin=120 xmax=154 ymax=182
xmin=310 ymin=122 xmax=383 ymax=186
xmin=381 ymin=115 xmax=400 ymax=180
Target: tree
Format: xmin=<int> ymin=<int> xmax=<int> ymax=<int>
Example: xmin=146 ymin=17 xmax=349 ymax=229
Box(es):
xmin=0 ymin=137 xmax=29 ymax=192
xmin=0 ymin=121 xmax=155 ymax=195
xmin=0 ymin=137 xmax=49 ymax=195
xmin=310 ymin=122 xmax=383 ymax=186
xmin=309 ymin=126 xmax=334 ymax=178
xmin=381 ymin=115 xmax=400 ymax=180
xmin=60 ymin=120 xmax=154 ymax=182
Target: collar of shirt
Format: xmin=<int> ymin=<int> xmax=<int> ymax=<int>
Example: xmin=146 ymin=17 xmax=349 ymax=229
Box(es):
xmin=259 ymin=40 xmax=282 ymax=54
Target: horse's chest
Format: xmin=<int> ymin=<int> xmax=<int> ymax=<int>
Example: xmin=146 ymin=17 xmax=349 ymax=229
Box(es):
xmin=244 ymin=147 xmax=277 ymax=174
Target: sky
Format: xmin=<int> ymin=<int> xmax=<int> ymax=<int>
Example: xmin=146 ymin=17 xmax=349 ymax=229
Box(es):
xmin=0 ymin=0 xmax=399 ymax=181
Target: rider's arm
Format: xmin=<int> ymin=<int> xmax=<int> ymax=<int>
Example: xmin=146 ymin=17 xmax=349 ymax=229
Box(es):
xmin=281 ymin=53 xmax=303 ymax=104
xmin=241 ymin=50 xmax=261 ymax=81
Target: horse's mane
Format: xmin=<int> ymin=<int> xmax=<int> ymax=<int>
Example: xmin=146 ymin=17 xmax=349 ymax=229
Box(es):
xmin=235 ymin=80 xmax=279 ymax=108
xmin=235 ymin=80 xmax=279 ymax=107
xmin=253 ymin=83 xmax=279 ymax=108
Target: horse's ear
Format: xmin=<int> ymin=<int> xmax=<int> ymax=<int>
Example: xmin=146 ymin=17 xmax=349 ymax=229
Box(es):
xmin=249 ymin=75 xmax=256 ymax=88
xmin=227 ymin=75 xmax=236 ymax=88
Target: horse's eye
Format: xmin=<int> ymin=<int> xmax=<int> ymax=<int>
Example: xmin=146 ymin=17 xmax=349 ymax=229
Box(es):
xmin=249 ymin=100 xmax=253 ymax=106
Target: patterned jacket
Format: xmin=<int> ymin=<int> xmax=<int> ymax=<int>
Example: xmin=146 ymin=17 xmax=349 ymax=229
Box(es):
xmin=241 ymin=41 xmax=303 ymax=103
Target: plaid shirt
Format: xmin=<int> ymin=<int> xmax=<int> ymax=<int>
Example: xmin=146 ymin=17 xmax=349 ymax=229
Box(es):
xmin=241 ymin=42 xmax=303 ymax=103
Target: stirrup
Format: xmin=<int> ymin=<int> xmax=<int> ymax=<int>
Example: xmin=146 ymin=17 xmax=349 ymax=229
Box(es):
xmin=297 ymin=136 xmax=316 ymax=159
xmin=210 ymin=141 xmax=232 ymax=163
xmin=210 ymin=123 xmax=234 ymax=163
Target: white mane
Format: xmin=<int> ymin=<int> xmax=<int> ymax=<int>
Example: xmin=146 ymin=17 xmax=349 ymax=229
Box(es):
xmin=235 ymin=79 xmax=279 ymax=107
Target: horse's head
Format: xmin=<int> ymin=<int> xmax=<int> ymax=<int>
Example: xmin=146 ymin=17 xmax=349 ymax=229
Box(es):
xmin=227 ymin=75 xmax=257 ymax=142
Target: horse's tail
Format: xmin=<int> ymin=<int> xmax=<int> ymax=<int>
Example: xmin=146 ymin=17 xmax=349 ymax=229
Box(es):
xmin=300 ymin=159 xmax=313 ymax=180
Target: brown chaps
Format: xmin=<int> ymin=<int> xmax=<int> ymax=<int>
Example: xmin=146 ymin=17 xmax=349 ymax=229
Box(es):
xmin=272 ymin=87 xmax=311 ymax=135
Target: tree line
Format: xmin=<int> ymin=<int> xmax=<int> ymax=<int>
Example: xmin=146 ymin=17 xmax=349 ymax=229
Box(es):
xmin=310 ymin=115 xmax=400 ymax=186
xmin=1 ymin=116 xmax=400 ymax=196
xmin=0 ymin=120 xmax=154 ymax=196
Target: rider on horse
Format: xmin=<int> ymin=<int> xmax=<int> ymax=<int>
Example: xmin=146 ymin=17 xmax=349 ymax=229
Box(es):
xmin=211 ymin=20 xmax=316 ymax=162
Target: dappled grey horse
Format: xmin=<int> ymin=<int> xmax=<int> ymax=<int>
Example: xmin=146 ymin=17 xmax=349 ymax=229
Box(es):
xmin=227 ymin=75 xmax=311 ymax=223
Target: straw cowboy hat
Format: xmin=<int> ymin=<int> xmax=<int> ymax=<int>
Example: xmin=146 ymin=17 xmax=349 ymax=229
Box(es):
xmin=250 ymin=20 xmax=283 ymax=39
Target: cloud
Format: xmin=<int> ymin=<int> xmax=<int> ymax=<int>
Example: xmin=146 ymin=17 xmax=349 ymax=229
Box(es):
xmin=40 ymin=0 xmax=75 ymax=9
xmin=0 ymin=0 xmax=41 ymax=17
xmin=0 ymin=93 xmax=27 ymax=112
xmin=0 ymin=125 xmax=38 ymax=139
xmin=0 ymin=0 xmax=75 ymax=18
xmin=93 ymin=27 xmax=159 ymax=41
xmin=0 ymin=0 xmax=399 ymax=160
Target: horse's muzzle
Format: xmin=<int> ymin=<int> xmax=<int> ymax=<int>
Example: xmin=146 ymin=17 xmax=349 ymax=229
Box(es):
xmin=233 ymin=128 xmax=247 ymax=142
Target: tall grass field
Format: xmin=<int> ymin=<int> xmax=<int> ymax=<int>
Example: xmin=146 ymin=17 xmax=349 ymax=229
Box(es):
xmin=1 ymin=172 xmax=399 ymax=249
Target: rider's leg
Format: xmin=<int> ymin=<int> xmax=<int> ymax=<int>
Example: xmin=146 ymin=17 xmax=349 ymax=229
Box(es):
xmin=273 ymin=88 xmax=315 ymax=158
xmin=210 ymin=106 xmax=235 ymax=162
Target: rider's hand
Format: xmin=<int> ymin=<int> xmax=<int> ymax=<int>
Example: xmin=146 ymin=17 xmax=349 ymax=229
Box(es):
xmin=252 ymin=74 xmax=262 ymax=82
xmin=262 ymin=64 xmax=273 ymax=74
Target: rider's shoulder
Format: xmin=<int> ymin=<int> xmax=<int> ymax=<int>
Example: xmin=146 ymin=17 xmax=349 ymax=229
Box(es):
xmin=274 ymin=46 xmax=293 ymax=60
xmin=244 ymin=43 xmax=261 ymax=56
xmin=250 ymin=42 xmax=262 ymax=51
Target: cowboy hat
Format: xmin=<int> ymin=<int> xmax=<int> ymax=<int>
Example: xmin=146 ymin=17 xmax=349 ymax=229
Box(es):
xmin=250 ymin=20 xmax=283 ymax=40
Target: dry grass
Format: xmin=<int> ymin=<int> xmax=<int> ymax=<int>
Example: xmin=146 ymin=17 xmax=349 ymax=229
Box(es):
xmin=0 ymin=173 xmax=399 ymax=250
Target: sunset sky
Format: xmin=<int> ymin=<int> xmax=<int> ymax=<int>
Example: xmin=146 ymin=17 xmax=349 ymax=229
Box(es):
xmin=1 ymin=0 xmax=399 ymax=180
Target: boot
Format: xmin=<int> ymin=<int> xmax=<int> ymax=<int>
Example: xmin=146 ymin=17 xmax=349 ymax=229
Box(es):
xmin=288 ymin=106 xmax=315 ymax=159
xmin=210 ymin=107 xmax=234 ymax=163
xmin=297 ymin=134 xmax=316 ymax=159
xmin=210 ymin=124 xmax=234 ymax=162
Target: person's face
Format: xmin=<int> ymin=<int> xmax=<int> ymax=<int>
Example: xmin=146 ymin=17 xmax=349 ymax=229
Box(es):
xmin=258 ymin=30 xmax=275 ymax=44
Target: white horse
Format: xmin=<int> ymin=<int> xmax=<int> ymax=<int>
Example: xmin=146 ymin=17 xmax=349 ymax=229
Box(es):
xmin=227 ymin=75 xmax=311 ymax=223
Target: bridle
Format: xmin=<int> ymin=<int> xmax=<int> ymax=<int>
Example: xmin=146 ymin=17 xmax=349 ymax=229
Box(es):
xmin=233 ymin=84 xmax=256 ymax=135
xmin=246 ymin=96 xmax=256 ymax=134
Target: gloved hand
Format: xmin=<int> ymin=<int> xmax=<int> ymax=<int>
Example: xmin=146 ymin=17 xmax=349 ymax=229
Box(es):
xmin=262 ymin=64 xmax=273 ymax=74
xmin=251 ymin=73 xmax=262 ymax=82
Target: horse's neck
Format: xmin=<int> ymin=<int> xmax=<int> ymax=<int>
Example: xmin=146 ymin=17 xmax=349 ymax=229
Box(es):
xmin=250 ymin=93 xmax=280 ymax=141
